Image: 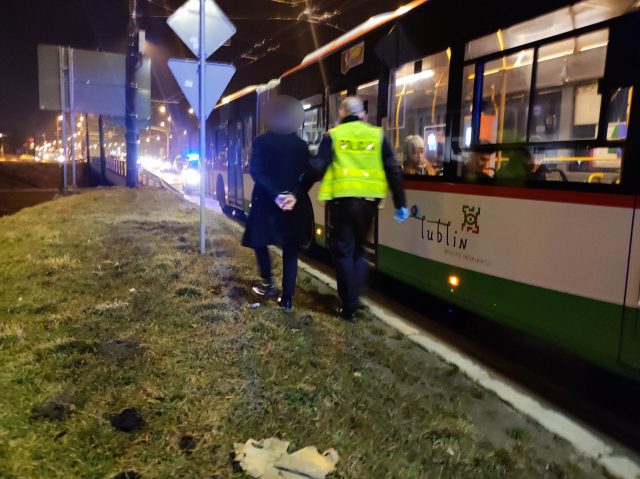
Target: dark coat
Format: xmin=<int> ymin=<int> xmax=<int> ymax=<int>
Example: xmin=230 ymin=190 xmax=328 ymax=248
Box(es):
xmin=241 ymin=132 xmax=314 ymax=248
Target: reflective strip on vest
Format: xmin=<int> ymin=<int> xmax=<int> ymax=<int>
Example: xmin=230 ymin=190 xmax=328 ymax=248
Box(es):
xmin=318 ymin=121 xmax=387 ymax=201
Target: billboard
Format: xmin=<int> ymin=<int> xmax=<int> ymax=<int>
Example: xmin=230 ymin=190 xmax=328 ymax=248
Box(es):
xmin=38 ymin=44 xmax=151 ymax=125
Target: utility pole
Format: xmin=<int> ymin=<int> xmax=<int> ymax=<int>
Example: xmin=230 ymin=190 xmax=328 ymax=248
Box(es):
xmin=125 ymin=0 xmax=139 ymax=188
xmin=69 ymin=49 xmax=77 ymax=191
xmin=198 ymin=0 xmax=206 ymax=254
xmin=59 ymin=46 xmax=68 ymax=195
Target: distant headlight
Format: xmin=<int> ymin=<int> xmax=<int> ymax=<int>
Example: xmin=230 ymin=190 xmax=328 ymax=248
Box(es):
xmin=182 ymin=169 xmax=200 ymax=185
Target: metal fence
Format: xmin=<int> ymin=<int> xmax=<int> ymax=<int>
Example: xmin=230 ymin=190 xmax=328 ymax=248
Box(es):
xmin=106 ymin=157 xmax=127 ymax=176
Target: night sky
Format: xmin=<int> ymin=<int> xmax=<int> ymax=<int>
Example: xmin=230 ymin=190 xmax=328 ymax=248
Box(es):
xmin=0 ymin=0 xmax=403 ymax=146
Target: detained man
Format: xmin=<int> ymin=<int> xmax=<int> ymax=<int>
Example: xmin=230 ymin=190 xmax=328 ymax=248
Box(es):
xmin=241 ymin=96 xmax=314 ymax=309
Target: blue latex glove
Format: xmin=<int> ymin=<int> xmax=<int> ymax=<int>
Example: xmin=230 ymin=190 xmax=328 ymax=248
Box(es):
xmin=394 ymin=207 xmax=410 ymax=223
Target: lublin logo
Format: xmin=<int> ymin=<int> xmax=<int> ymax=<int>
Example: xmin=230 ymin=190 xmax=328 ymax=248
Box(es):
xmin=409 ymin=204 xmax=482 ymax=251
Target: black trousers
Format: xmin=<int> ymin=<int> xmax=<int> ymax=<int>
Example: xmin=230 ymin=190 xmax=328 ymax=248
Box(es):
xmin=254 ymin=244 xmax=299 ymax=299
xmin=328 ymin=198 xmax=378 ymax=313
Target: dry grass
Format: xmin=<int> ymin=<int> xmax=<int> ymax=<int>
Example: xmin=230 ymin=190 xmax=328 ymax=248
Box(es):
xmin=0 ymin=188 xmax=606 ymax=478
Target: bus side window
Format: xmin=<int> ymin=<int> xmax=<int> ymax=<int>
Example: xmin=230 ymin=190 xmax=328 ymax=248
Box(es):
xmin=356 ymin=81 xmax=379 ymax=125
xmin=531 ymin=29 xmax=608 ymax=142
xmin=328 ymin=91 xmax=347 ymax=128
xmin=299 ymin=94 xmax=324 ymax=155
xmin=243 ymin=116 xmax=253 ymax=168
xmin=389 ymin=50 xmax=450 ymax=177
xmin=460 ymin=25 xmax=625 ymax=185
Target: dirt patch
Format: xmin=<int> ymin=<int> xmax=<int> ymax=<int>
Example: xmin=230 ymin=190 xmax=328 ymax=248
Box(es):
xmin=112 ymin=470 xmax=141 ymax=479
xmin=97 ymin=339 xmax=140 ymax=362
xmin=31 ymin=400 xmax=76 ymax=421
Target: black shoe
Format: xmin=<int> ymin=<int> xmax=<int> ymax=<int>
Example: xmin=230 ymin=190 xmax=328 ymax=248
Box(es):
xmin=278 ymin=297 xmax=293 ymax=310
xmin=336 ymin=306 xmax=356 ymax=321
xmin=252 ymin=279 xmax=278 ymax=298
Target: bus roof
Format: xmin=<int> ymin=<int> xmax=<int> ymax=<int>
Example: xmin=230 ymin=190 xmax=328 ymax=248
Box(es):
xmin=281 ymin=0 xmax=429 ymax=78
xmin=216 ymin=0 xmax=429 ymax=108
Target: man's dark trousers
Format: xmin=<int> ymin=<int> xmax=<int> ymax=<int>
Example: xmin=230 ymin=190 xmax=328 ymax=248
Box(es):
xmin=328 ymin=197 xmax=378 ymax=314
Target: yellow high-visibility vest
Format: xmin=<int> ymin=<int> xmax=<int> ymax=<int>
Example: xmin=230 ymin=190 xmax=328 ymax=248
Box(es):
xmin=318 ymin=121 xmax=387 ymax=201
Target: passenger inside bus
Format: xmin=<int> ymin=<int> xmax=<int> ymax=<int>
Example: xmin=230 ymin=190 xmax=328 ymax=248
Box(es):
xmin=462 ymin=149 xmax=493 ymax=181
xmin=495 ymin=147 xmax=537 ymax=182
xmin=402 ymin=135 xmax=435 ymax=176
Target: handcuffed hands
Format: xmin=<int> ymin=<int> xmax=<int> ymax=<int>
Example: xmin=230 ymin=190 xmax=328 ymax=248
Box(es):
xmin=275 ymin=193 xmax=297 ymax=211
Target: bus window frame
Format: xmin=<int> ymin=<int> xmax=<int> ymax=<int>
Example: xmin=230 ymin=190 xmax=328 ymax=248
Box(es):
xmin=461 ymin=22 xmax=617 ymax=150
xmin=385 ymin=49 xmax=454 ymax=182
xmin=455 ymin=19 xmax=635 ymax=189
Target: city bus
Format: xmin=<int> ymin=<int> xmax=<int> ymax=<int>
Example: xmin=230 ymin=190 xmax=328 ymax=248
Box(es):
xmin=207 ymin=0 xmax=640 ymax=380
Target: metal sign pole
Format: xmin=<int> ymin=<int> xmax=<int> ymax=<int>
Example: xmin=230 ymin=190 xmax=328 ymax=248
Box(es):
xmin=199 ymin=0 xmax=206 ymax=254
xmin=69 ymin=48 xmax=77 ymax=191
xmin=58 ymin=46 xmax=68 ymax=194
xmin=125 ymin=0 xmax=140 ymax=189
xmin=166 ymin=0 xmax=236 ymax=255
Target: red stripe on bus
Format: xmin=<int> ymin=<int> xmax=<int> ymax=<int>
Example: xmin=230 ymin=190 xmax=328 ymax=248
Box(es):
xmin=403 ymin=181 xmax=636 ymax=208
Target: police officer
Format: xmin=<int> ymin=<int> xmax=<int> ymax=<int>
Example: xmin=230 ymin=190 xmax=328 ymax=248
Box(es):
xmin=310 ymin=97 xmax=409 ymax=320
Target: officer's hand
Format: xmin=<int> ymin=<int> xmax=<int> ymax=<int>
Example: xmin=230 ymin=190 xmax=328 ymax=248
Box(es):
xmin=394 ymin=207 xmax=410 ymax=223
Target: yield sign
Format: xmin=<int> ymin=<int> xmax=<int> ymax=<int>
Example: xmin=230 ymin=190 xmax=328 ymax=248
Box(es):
xmin=168 ymin=59 xmax=235 ymax=119
xmin=167 ymin=0 xmax=236 ymax=59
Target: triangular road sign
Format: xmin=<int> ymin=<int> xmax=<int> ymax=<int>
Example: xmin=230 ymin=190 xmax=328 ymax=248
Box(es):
xmin=167 ymin=0 xmax=236 ymax=59
xmin=168 ymin=59 xmax=235 ymax=120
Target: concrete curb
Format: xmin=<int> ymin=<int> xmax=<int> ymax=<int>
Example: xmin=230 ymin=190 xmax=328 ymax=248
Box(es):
xmin=294 ymin=260 xmax=640 ymax=479
xmin=141 ymin=169 xmax=183 ymax=196
xmin=158 ymin=177 xmax=640 ymax=479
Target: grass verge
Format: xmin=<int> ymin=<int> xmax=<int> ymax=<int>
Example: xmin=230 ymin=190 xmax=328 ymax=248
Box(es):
xmin=0 ymin=188 xmax=608 ymax=478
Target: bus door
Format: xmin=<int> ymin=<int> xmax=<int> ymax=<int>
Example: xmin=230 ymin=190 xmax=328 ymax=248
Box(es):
xmin=621 ymin=198 xmax=640 ymax=371
xmin=227 ymin=121 xmax=244 ymax=210
xmin=356 ymin=80 xmax=380 ymax=259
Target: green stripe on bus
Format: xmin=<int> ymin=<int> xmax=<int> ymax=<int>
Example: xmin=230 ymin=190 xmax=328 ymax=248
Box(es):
xmin=315 ymin=223 xmax=326 ymax=247
xmin=377 ymin=244 xmax=640 ymax=376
